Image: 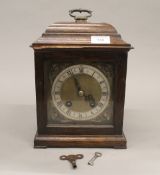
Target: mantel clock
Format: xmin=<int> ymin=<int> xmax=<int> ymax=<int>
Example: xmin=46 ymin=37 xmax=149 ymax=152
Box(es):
xmin=31 ymin=9 xmax=132 ymax=148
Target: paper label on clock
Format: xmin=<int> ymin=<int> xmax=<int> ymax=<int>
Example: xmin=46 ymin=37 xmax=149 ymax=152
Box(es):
xmin=91 ymin=36 xmax=110 ymax=44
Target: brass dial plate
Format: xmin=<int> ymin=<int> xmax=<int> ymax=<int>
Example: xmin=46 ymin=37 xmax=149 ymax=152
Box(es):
xmin=46 ymin=63 xmax=114 ymax=125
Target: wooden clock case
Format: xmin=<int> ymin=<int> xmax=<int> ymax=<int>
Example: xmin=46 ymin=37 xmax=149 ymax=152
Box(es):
xmin=31 ymin=12 xmax=132 ymax=149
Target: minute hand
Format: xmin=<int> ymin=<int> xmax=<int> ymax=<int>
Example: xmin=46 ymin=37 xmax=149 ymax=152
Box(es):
xmin=73 ymin=75 xmax=85 ymax=97
xmin=73 ymin=76 xmax=81 ymax=92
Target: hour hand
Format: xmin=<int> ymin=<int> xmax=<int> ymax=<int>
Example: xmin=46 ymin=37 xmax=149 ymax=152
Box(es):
xmin=85 ymin=94 xmax=96 ymax=107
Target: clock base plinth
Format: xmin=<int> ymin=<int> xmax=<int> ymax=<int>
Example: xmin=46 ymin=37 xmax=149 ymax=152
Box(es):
xmin=34 ymin=132 xmax=127 ymax=149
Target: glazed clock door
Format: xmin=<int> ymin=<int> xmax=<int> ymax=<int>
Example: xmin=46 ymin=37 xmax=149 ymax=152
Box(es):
xmin=44 ymin=60 xmax=114 ymax=135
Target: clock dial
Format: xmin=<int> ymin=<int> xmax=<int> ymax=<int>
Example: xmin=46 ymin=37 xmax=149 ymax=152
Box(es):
xmin=51 ymin=64 xmax=110 ymax=121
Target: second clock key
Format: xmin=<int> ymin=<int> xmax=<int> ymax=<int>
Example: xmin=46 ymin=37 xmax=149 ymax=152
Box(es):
xmin=88 ymin=152 xmax=102 ymax=166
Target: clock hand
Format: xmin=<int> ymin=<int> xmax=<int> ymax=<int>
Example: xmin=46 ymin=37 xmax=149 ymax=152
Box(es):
xmin=85 ymin=94 xmax=96 ymax=108
xmin=73 ymin=76 xmax=81 ymax=91
xmin=73 ymin=75 xmax=95 ymax=107
xmin=73 ymin=75 xmax=84 ymax=97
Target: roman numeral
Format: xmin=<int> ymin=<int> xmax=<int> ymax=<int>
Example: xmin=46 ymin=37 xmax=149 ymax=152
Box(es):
xmin=58 ymin=80 xmax=63 ymax=83
xmin=67 ymin=70 xmax=73 ymax=76
xmin=55 ymin=91 xmax=60 ymax=95
xmin=66 ymin=109 xmax=71 ymax=115
xmin=57 ymin=101 xmax=63 ymax=107
xmin=79 ymin=113 xmax=82 ymax=118
xmin=91 ymin=111 xmax=94 ymax=115
xmin=98 ymin=102 xmax=104 ymax=108
xmin=79 ymin=66 xmax=83 ymax=73
xmin=100 ymin=80 xmax=105 ymax=84
xmin=102 ymin=92 xmax=107 ymax=96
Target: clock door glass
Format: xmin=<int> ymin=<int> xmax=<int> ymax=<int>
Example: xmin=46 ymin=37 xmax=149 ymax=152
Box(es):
xmin=46 ymin=63 xmax=114 ymax=125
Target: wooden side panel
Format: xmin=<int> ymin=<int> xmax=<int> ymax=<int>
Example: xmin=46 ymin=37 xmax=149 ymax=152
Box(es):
xmin=114 ymin=53 xmax=128 ymax=134
xmin=34 ymin=52 xmax=46 ymax=134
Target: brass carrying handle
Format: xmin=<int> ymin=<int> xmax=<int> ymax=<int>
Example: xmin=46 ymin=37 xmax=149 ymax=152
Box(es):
xmin=69 ymin=9 xmax=92 ymax=22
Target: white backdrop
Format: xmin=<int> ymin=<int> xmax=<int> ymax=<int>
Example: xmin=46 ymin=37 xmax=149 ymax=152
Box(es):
xmin=0 ymin=0 xmax=160 ymax=175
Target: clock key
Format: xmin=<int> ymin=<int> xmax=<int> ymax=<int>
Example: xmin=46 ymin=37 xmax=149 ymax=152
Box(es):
xmin=88 ymin=152 xmax=102 ymax=166
xmin=60 ymin=154 xmax=84 ymax=169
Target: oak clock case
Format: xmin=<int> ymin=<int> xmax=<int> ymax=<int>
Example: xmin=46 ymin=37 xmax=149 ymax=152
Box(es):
xmin=31 ymin=9 xmax=132 ymax=148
